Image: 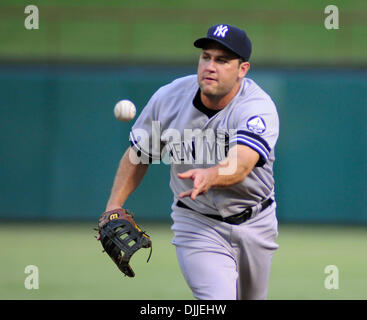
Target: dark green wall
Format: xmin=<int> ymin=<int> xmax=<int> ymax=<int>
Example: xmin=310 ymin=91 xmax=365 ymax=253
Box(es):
xmin=0 ymin=65 xmax=366 ymax=223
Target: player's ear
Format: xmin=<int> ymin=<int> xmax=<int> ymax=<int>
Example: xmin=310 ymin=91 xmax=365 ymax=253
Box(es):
xmin=238 ymin=61 xmax=250 ymax=79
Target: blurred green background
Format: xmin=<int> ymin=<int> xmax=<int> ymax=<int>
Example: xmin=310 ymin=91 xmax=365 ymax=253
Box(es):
xmin=0 ymin=1 xmax=366 ymax=300
xmin=0 ymin=0 xmax=366 ymax=65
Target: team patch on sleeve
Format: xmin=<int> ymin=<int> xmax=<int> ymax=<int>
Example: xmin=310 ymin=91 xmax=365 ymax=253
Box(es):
xmin=246 ymin=116 xmax=266 ymax=135
xmin=229 ymin=130 xmax=271 ymax=166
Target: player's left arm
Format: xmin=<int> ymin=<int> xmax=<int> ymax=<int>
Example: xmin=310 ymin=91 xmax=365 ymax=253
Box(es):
xmin=178 ymin=144 xmax=259 ymax=200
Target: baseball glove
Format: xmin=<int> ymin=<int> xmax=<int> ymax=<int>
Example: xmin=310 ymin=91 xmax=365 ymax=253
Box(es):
xmin=97 ymin=208 xmax=152 ymax=277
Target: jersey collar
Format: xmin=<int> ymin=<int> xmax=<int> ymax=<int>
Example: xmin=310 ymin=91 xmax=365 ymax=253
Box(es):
xmin=192 ymin=88 xmax=221 ymax=119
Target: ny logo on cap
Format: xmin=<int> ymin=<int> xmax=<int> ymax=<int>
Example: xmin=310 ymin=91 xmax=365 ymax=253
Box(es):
xmin=213 ymin=25 xmax=229 ymax=38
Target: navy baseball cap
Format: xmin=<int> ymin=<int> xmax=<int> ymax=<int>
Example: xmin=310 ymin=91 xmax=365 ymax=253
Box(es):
xmin=194 ymin=24 xmax=252 ymax=61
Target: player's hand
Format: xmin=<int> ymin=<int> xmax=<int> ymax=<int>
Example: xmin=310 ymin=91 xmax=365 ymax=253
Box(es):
xmin=178 ymin=167 xmax=217 ymax=200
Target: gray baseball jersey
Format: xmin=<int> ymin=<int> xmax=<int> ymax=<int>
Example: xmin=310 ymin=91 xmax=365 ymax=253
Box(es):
xmin=130 ymin=74 xmax=279 ymax=217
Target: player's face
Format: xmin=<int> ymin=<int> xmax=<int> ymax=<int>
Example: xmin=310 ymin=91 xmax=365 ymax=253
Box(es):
xmin=197 ymin=45 xmax=249 ymax=105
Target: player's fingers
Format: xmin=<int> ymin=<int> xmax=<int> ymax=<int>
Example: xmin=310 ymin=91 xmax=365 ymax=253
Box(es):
xmin=191 ymin=178 xmax=205 ymax=200
xmin=177 ymin=170 xmax=195 ymax=180
xmin=179 ymin=189 xmax=193 ymax=198
xmin=191 ymin=183 xmax=209 ymax=200
xmin=191 ymin=187 xmax=201 ymax=200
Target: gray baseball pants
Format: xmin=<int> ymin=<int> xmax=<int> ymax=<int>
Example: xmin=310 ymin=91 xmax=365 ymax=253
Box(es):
xmin=171 ymin=202 xmax=279 ymax=300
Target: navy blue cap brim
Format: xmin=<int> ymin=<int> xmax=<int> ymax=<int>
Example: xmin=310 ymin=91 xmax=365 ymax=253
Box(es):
xmin=194 ymin=37 xmax=245 ymax=60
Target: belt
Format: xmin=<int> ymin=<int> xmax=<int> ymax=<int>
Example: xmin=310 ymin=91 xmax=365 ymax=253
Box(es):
xmin=176 ymin=198 xmax=273 ymax=225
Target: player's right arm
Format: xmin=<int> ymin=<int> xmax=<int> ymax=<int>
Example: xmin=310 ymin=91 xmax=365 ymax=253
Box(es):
xmin=105 ymin=147 xmax=149 ymax=211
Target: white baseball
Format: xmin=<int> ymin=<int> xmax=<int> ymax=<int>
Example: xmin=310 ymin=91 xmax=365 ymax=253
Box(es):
xmin=114 ymin=100 xmax=136 ymax=122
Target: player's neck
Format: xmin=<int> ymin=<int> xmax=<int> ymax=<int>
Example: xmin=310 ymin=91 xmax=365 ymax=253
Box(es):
xmin=200 ymin=82 xmax=241 ymax=110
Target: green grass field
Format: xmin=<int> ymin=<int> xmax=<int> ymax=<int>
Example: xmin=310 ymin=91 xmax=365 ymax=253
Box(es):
xmin=1 ymin=222 xmax=366 ymax=300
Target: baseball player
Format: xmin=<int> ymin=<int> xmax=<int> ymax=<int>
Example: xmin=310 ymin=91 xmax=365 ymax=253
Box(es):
xmin=105 ymin=24 xmax=279 ymax=300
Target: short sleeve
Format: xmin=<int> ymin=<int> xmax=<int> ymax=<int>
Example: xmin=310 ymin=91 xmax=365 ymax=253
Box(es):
xmin=229 ymin=98 xmax=279 ymax=167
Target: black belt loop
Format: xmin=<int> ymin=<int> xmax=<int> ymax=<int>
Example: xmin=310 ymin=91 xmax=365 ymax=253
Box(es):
xmin=176 ymin=198 xmax=273 ymax=225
